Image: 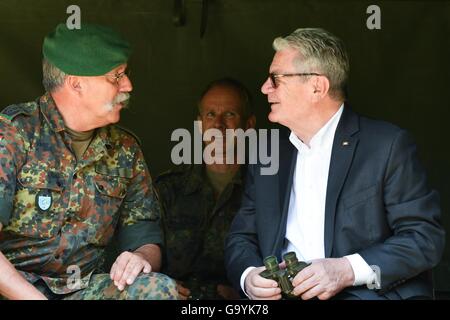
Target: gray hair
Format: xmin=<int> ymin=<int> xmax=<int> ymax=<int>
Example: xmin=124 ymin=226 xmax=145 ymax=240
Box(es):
xmin=42 ymin=59 xmax=67 ymax=92
xmin=273 ymin=28 xmax=349 ymax=100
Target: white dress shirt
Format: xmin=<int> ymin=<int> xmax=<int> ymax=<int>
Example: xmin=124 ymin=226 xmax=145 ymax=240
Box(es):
xmin=240 ymin=104 xmax=376 ymax=295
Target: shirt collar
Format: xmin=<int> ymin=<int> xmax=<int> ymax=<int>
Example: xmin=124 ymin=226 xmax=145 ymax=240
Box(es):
xmin=39 ymin=92 xmax=114 ymax=152
xmin=289 ymin=103 xmax=344 ymax=151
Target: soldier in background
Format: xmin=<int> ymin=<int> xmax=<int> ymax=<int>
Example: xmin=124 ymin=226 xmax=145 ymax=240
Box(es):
xmin=156 ymin=78 xmax=256 ymax=299
xmin=0 ymin=23 xmax=178 ymax=300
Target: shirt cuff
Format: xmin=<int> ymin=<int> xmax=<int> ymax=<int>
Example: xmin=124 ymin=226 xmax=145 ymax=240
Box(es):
xmin=240 ymin=266 xmax=256 ymax=298
xmin=344 ymin=253 xmax=376 ymax=287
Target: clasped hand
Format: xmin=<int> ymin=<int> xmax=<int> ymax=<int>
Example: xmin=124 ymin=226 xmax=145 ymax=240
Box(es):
xmin=245 ymin=258 xmax=354 ymax=300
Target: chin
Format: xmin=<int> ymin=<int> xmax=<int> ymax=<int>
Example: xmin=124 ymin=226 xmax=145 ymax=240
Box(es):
xmin=268 ymin=111 xmax=278 ymax=123
xmin=106 ymin=112 xmax=121 ymax=124
xmin=109 ymin=116 xmax=121 ymax=124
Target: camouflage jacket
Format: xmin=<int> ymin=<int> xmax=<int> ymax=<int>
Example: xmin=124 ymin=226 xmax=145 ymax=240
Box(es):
xmin=0 ymin=94 xmax=162 ymax=294
xmin=155 ymin=164 xmax=244 ymax=297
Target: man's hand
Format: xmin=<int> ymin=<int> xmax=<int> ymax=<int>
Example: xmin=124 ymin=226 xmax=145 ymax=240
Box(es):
xmin=244 ymin=266 xmax=281 ymax=300
xmin=110 ymin=251 xmax=152 ymax=291
xmin=176 ymin=281 xmax=239 ymax=300
xmin=292 ymin=257 xmax=354 ymax=300
xmin=176 ymin=281 xmax=190 ymax=300
xmin=217 ymin=284 xmax=240 ymax=300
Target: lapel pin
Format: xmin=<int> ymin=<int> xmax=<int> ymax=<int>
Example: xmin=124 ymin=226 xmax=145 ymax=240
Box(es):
xmin=342 ymin=141 xmax=349 ymax=146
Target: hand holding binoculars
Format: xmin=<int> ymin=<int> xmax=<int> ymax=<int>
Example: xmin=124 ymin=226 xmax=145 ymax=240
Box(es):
xmin=259 ymin=252 xmax=311 ymax=299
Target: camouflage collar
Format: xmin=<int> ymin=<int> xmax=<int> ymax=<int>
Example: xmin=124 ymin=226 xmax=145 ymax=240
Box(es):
xmin=40 ymin=93 xmax=114 ymax=151
xmin=39 ymin=93 xmax=66 ymax=133
xmin=96 ymin=126 xmax=114 ymax=152
xmin=78 ymin=126 xmax=114 ymax=164
xmin=183 ymin=164 xmax=244 ymax=196
xmin=183 ymin=165 xmax=205 ymax=195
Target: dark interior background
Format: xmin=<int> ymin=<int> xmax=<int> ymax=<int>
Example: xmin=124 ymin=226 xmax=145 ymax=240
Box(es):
xmin=0 ymin=0 xmax=449 ymax=297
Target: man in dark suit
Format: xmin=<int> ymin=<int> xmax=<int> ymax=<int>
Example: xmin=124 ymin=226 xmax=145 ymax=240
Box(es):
xmin=224 ymin=28 xmax=445 ymax=300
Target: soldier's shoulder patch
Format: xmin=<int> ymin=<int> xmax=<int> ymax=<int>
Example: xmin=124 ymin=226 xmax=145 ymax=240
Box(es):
xmin=114 ymin=125 xmax=142 ymax=146
xmin=0 ymin=102 xmax=36 ymax=122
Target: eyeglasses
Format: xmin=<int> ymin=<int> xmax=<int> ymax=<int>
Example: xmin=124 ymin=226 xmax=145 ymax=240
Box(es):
xmin=269 ymin=72 xmax=323 ymax=88
xmin=105 ymin=69 xmax=131 ymax=84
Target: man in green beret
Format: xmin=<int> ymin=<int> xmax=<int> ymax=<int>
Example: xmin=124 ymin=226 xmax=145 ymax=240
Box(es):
xmin=0 ymin=23 xmax=178 ymax=300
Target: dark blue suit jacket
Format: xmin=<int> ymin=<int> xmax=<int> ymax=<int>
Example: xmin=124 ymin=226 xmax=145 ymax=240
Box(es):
xmin=224 ymin=106 xmax=445 ymax=299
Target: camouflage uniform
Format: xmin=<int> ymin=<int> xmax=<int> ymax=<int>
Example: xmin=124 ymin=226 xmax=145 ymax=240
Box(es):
xmin=0 ymin=93 xmax=178 ymax=300
xmin=155 ymin=164 xmax=244 ymax=299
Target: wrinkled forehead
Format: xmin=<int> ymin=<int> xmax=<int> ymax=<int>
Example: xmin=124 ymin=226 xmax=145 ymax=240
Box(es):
xmin=200 ymin=85 xmax=246 ymax=114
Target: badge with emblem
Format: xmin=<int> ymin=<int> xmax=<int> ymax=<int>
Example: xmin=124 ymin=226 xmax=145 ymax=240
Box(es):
xmin=36 ymin=190 xmax=52 ymax=212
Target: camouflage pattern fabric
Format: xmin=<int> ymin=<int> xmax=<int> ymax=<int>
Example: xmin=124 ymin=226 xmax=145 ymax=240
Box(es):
xmin=0 ymin=94 xmax=164 ymax=295
xmin=155 ymin=164 xmax=244 ymax=299
xmin=64 ymin=273 xmax=179 ymax=300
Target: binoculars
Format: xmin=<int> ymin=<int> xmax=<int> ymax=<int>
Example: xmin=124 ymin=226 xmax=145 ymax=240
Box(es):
xmin=259 ymin=252 xmax=310 ymax=299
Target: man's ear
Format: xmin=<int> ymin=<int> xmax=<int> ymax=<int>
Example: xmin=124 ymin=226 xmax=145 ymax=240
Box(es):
xmin=66 ymin=75 xmax=83 ymax=94
xmin=311 ymin=75 xmax=330 ymax=102
xmin=245 ymin=114 xmax=256 ymax=130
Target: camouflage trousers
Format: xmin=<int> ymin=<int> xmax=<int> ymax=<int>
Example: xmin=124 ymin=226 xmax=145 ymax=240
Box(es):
xmin=34 ymin=273 xmax=179 ymax=300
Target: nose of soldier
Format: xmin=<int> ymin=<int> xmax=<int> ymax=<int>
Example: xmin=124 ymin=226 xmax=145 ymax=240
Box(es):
xmin=119 ymin=74 xmax=133 ymax=92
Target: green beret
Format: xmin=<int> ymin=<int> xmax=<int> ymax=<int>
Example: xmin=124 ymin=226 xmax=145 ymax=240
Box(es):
xmin=43 ymin=23 xmax=131 ymax=76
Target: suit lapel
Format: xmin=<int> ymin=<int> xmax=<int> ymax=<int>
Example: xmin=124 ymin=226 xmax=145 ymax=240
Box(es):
xmin=324 ymin=106 xmax=360 ymax=257
xmin=272 ymin=135 xmax=297 ymax=254
xmin=279 ymin=139 xmax=297 ymax=215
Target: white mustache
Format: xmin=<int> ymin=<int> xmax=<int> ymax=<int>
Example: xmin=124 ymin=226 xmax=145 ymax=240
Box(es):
xmin=112 ymin=92 xmax=130 ymax=105
xmin=103 ymin=93 xmax=131 ymax=112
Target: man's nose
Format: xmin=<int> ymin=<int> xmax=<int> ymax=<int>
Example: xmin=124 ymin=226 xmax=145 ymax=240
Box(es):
xmin=214 ymin=115 xmax=226 ymax=130
xmin=261 ymin=77 xmax=273 ymax=94
xmin=119 ymin=75 xmax=133 ymax=92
